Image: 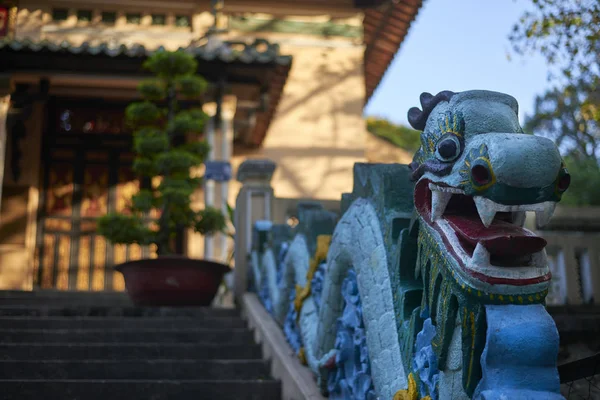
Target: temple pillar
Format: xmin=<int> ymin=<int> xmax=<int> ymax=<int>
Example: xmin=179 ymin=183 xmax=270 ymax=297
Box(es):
xmin=234 ymin=159 xmax=276 ymax=302
xmin=187 ymin=94 xmax=236 ymax=262
xmin=0 ymin=94 xmax=10 ymax=215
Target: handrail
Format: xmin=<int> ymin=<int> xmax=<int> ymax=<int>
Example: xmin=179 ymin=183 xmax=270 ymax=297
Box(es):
xmin=232 ymin=89 xmax=600 ymax=399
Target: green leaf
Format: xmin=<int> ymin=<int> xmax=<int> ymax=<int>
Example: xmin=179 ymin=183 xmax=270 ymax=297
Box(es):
xmin=194 ymin=207 xmax=226 ymax=235
xmin=226 ymin=203 xmax=235 ymax=225
xmin=132 ymin=157 xmax=159 ymax=177
xmin=133 ymin=127 xmax=169 ymax=156
xmin=176 ymin=75 xmax=208 ymax=97
xmin=155 ymin=150 xmax=202 ymax=174
xmin=158 ymin=176 xmax=198 ymax=203
xmin=97 ymin=213 xmax=153 ymax=245
xmin=366 ymin=117 xmax=422 ymax=151
xmin=143 ymin=50 xmax=198 ymax=79
xmin=126 ymin=102 xmax=161 ymax=128
xmin=179 ymin=140 xmax=210 ymax=161
xmin=131 ymin=189 xmax=155 ymax=213
xmin=169 ymin=109 xmax=208 ymax=136
xmin=561 ymin=156 xmax=600 ymax=206
xmin=509 ymin=0 xmax=599 ymax=85
xmin=138 ymin=79 xmax=165 ymax=101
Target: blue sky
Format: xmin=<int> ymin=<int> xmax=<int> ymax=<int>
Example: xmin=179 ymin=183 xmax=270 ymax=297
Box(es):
xmin=364 ymin=0 xmax=550 ymax=127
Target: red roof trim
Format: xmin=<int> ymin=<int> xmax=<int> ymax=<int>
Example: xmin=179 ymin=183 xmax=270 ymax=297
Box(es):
xmin=363 ymin=0 xmax=424 ymax=104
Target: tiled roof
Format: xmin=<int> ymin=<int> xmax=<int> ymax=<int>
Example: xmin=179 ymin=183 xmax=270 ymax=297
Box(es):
xmin=363 ymin=0 xmax=423 ymax=103
xmin=0 ymin=37 xmax=292 ymax=148
xmin=0 ymin=37 xmax=292 ymax=66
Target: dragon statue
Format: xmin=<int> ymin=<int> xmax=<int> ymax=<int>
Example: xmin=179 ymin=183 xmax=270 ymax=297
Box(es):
xmin=248 ymin=90 xmax=570 ymax=399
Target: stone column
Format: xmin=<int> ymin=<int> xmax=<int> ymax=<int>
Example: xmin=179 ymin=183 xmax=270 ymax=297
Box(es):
xmin=202 ymin=104 xmax=216 ymax=260
xmin=200 ymin=96 xmax=236 ymax=262
xmin=234 ymin=159 xmax=276 ymax=302
xmin=219 ymin=97 xmax=236 ymax=261
xmin=0 ymin=94 xmax=10 ymax=216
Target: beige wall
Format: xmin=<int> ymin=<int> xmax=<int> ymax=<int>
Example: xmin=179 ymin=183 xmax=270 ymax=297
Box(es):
xmin=230 ymin=34 xmax=368 ymax=201
xmin=0 ymin=101 xmax=44 ymax=290
xmin=365 ymin=133 xmax=413 ymax=165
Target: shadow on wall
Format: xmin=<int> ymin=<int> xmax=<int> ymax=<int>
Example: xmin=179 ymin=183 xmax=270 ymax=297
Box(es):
xmin=254 ymin=49 xmax=368 ymax=200
xmin=0 ymin=186 xmax=29 ymax=245
xmin=365 ymin=133 xmax=414 ymax=165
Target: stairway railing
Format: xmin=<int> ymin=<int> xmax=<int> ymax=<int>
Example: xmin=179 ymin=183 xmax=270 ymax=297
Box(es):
xmin=233 ymin=158 xmax=595 ymax=400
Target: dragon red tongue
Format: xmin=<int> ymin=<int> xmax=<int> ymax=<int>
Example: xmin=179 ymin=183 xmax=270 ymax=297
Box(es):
xmin=444 ymin=215 xmax=547 ymax=257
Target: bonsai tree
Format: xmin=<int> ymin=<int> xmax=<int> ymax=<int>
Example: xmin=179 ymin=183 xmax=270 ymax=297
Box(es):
xmin=98 ymin=50 xmax=226 ymax=256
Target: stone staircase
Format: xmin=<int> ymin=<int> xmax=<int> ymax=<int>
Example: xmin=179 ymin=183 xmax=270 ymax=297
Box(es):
xmin=0 ymin=290 xmax=281 ymax=400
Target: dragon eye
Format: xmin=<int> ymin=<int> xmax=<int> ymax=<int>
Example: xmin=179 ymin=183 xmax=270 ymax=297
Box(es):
xmin=436 ymin=135 xmax=461 ymax=162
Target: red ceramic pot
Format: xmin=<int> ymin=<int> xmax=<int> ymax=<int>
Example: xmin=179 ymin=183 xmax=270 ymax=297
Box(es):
xmin=115 ymin=256 xmax=230 ymax=306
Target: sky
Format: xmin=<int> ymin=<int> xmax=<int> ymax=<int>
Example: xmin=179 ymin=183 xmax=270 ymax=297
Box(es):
xmin=364 ymin=0 xmax=551 ymax=127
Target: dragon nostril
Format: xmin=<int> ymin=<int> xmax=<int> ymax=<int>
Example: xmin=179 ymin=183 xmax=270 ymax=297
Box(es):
xmin=558 ymin=173 xmax=571 ymax=192
xmin=471 ymin=164 xmax=491 ymax=185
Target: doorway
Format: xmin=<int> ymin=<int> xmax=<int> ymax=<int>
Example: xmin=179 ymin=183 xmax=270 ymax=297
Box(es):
xmin=35 ymin=98 xmax=155 ymax=291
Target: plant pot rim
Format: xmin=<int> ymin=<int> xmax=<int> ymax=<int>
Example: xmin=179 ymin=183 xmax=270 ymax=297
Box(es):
xmin=114 ymin=256 xmax=231 ymax=274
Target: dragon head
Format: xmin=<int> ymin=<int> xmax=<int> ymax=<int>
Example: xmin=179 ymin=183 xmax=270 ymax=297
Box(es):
xmin=409 ymin=90 xmax=570 ymax=297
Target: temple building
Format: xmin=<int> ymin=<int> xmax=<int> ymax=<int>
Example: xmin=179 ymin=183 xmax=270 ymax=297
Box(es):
xmin=0 ymin=0 xmax=423 ymax=290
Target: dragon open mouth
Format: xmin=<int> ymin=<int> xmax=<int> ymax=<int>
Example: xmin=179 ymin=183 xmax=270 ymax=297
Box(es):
xmin=415 ymin=179 xmax=553 ymax=287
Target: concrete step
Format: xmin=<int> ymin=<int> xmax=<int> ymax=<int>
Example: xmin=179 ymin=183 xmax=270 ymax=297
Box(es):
xmin=0 ymin=343 xmax=263 ymax=360
xmin=0 ymin=297 xmax=135 ymax=307
xmin=0 ymin=328 xmax=255 ymax=344
xmin=0 ymin=291 xmax=133 ymax=306
xmin=0 ymin=290 xmax=131 ymax=299
xmin=0 ymin=317 xmax=248 ymax=329
xmin=0 ymin=290 xmax=130 ymax=297
xmin=0 ymin=291 xmax=280 ymax=399
xmin=0 ymin=379 xmax=281 ymax=400
xmin=0 ymin=305 xmax=238 ymax=318
xmin=0 ymin=359 xmax=271 ymax=380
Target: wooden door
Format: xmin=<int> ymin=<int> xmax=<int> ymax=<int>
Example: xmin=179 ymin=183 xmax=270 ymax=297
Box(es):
xmin=34 ymin=98 xmax=156 ymax=291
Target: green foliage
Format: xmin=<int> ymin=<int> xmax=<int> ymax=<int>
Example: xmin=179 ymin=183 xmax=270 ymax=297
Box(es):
xmin=97 ymin=214 xmax=152 ymax=245
xmin=560 ymin=156 xmax=600 ymax=206
xmin=366 ymin=117 xmax=421 ymax=152
xmin=176 ymin=76 xmax=208 ymax=98
xmin=131 ymin=190 xmax=155 ymax=213
xmin=524 ymin=83 xmax=600 ymax=206
xmin=138 ymin=79 xmax=165 ymax=101
xmin=142 ymin=50 xmax=198 ymax=79
xmin=126 ymin=102 xmax=161 ymax=128
xmin=525 ymin=82 xmax=599 ymax=159
xmin=97 ymin=50 xmax=224 ymax=255
xmin=226 ymin=203 xmax=235 ymax=228
xmin=155 ymin=150 xmax=202 ymax=174
xmin=510 ymin=1 xmax=599 ymax=84
xmin=133 ymin=128 xmax=169 ymax=156
xmin=168 ymin=109 xmax=208 ymax=136
xmin=132 ymin=157 xmax=159 ymax=177
xmin=180 ymin=141 xmax=210 ymax=161
xmin=195 ymin=207 xmax=227 ymax=235
xmin=158 ymin=176 xmax=198 ymax=203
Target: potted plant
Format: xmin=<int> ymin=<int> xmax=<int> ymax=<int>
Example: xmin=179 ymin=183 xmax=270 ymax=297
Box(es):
xmin=97 ymin=50 xmax=228 ymax=306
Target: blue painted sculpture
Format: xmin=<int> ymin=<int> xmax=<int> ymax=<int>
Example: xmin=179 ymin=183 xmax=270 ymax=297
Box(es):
xmin=249 ymin=90 xmax=570 ymax=399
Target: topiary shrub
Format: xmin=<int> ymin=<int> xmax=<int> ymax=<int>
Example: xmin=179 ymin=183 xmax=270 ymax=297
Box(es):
xmin=98 ymin=50 xmax=225 ymax=255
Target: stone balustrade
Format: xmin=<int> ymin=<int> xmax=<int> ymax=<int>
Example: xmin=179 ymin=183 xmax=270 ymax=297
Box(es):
xmin=235 ymin=159 xmax=573 ymax=399
xmin=232 ymin=90 xmax=588 ymax=400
